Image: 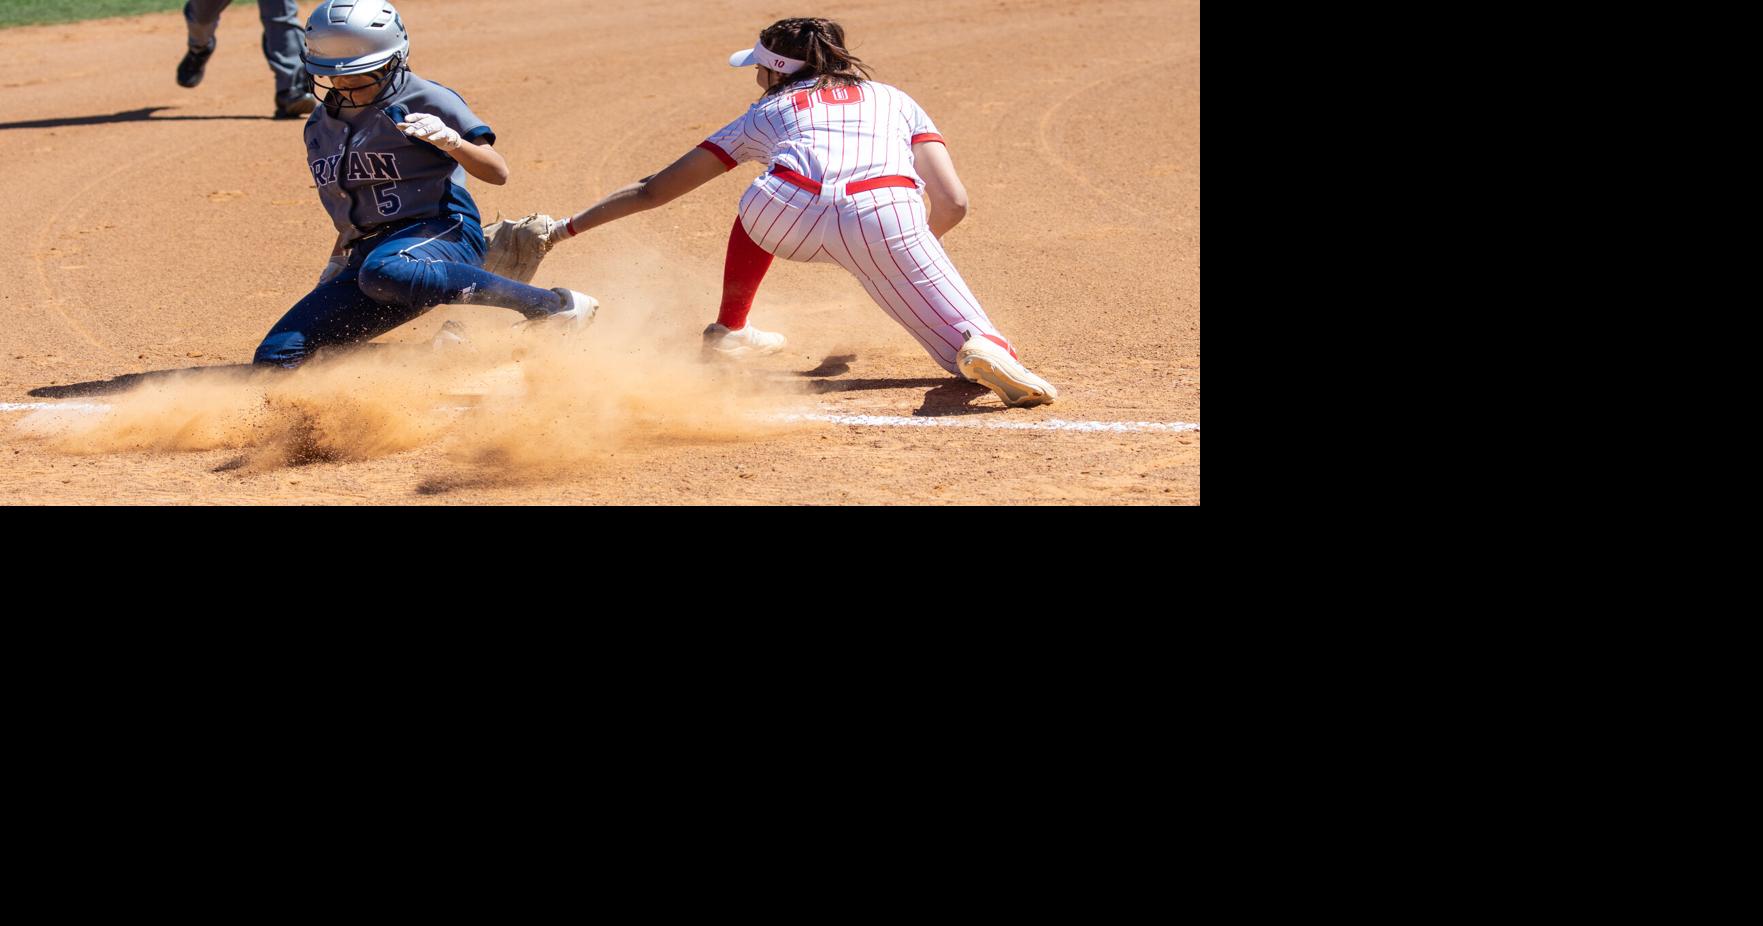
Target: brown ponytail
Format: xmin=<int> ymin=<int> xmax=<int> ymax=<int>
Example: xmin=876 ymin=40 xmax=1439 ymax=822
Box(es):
xmin=758 ymin=17 xmax=872 ymax=97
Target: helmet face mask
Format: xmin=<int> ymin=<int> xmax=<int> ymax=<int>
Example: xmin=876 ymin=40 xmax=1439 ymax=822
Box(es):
xmin=302 ymin=0 xmax=410 ymax=109
xmin=311 ymin=56 xmax=405 ymax=110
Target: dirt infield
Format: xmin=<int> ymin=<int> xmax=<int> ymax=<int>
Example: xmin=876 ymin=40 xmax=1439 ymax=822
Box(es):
xmin=0 ymin=0 xmax=1199 ymax=505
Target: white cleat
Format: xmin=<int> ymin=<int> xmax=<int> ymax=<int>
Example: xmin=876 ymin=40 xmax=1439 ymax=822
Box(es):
xmin=549 ymin=289 xmax=598 ymax=329
xmin=956 ymin=332 xmax=1058 ymax=407
xmin=516 ymin=289 xmax=598 ymax=333
xmin=702 ymin=322 xmax=787 ymax=359
xmin=432 ymin=319 xmax=469 ymax=351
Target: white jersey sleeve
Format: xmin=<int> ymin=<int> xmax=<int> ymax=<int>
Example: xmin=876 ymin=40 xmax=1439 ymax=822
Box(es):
xmin=699 ymin=108 xmax=774 ymax=170
xmin=905 ymin=95 xmax=945 ymax=146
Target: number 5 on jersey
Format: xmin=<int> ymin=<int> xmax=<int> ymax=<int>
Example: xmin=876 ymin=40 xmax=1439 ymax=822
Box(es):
xmin=374 ymin=182 xmax=401 ymax=216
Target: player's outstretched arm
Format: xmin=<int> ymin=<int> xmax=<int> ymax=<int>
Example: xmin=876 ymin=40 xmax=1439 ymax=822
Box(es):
xmin=552 ymin=147 xmax=727 ymax=241
xmin=915 ymin=141 xmax=969 ymax=239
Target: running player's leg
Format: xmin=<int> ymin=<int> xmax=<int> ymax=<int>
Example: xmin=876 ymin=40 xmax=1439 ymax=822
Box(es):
xmin=178 ymin=0 xmax=232 ymax=87
xmin=184 ymin=0 xmax=232 ymax=48
xmin=257 ymin=0 xmax=309 ymax=108
xmin=256 ymin=219 xmax=580 ymax=367
xmin=253 ymin=266 xmax=396 ymax=368
xmin=353 ymin=217 xmax=576 ymax=321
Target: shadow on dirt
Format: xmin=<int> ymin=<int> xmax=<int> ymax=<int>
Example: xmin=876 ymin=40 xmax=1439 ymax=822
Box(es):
xmin=798 ymin=354 xmax=858 ymax=377
xmin=0 ymin=107 xmax=273 ymax=131
xmin=786 ymin=352 xmax=1003 ymax=414
xmin=803 ymin=377 xmax=951 ymax=394
xmin=914 ymin=381 xmax=1008 ymax=417
xmin=28 ymin=364 xmax=256 ymax=399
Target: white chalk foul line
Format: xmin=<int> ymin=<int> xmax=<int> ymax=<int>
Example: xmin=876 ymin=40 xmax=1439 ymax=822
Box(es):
xmin=3 ymin=402 xmax=1198 ymax=435
xmin=0 ymin=402 xmax=110 ymax=412
xmin=786 ymin=413 xmax=1199 ymax=434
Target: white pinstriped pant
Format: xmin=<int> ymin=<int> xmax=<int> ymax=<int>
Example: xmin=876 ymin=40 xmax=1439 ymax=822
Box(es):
xmin=737 ymin=172 xmax=1005 ymax=375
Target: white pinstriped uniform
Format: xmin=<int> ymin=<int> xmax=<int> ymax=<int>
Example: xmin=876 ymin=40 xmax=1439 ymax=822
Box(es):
xmin=699 ymin=80 xmax=1006 ymax=374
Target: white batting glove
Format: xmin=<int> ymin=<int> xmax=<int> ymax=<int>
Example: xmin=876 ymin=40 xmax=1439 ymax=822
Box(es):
xmin=318 ymin=254 xmax=348 ymax=285
xmin=397 ymin=113 xmax=463 ymax=152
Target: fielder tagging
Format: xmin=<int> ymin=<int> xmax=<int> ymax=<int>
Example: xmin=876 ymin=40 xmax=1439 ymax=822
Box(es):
xmin=542 ymin=16 xmax=1058 ymax=407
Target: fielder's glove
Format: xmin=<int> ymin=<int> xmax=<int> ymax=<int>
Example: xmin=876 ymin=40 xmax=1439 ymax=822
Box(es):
xmin=481 ymin=213 xmax=565 ymax=284
xmin=397 ymin=113 xmax=463 ymax=152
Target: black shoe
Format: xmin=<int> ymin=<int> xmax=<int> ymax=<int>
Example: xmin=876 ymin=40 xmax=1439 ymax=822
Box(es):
xmin=176 ymin=40 xmax=215 ymax=89
xmin=273 ymin=93 xmax=318 ymax=120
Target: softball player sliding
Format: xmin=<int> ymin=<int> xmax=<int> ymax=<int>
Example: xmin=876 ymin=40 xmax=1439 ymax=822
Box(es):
xmin=549 ymin=17 xmax=1057 ymax=407
xmin=252 ymin=0 xmax=595 ymax=369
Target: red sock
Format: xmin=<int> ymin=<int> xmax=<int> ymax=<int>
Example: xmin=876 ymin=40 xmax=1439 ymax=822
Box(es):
xmin=717 ymin=216 xmax=773 ymax=330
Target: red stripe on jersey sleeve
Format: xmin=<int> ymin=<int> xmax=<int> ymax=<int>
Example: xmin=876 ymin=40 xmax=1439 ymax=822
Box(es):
xmin=697 ymin=140 xmax=739 ymax=170
xmin=911 ymin=133 xmax=946 ymax=146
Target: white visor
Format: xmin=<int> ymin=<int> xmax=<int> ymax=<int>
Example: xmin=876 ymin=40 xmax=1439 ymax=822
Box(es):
xmin=729 ymin=41 xmax=806 ymax=75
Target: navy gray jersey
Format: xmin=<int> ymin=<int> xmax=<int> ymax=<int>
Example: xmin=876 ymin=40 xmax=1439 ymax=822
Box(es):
xmin=303 ymin=72 xmax=495 ymax=246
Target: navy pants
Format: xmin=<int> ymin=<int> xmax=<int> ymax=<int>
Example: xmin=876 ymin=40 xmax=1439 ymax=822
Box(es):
xmin=185 ymin=0 xmax=306 ymax=103
xmin=253 ymin=215 xmax=562 ymax=368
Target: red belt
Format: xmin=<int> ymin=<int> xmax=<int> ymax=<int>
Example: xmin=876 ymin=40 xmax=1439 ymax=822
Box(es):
xmin=770 ymin=165 xmax=916 ymax=195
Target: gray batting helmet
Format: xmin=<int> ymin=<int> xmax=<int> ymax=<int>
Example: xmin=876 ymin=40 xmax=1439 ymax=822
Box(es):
xmin=303 ymin=0 xmax=409 ymax=76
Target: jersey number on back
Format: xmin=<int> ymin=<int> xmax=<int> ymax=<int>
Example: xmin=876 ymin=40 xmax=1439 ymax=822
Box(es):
xmin=793 ymin=85 xmax=866 ymax=112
